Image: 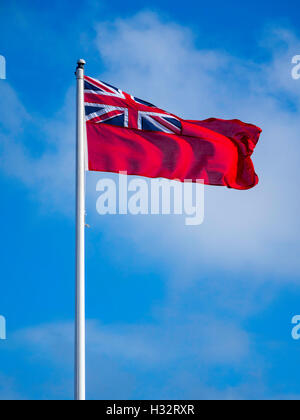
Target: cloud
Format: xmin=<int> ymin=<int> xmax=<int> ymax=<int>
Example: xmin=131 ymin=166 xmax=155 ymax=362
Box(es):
xmin=86 ymin=12 xmax=300 ymax=279
xmin=0 ymin=84 xmax=76 ymax=214
xmin=14 ymin=314 xmax=298 ymax=400
xmin=1 ymin=12 xmax=300 ymax=278
xmin=16 ymin=315 xmax=250 ymax=368
xmin=13 ymin=314 xmax=252 ymax=399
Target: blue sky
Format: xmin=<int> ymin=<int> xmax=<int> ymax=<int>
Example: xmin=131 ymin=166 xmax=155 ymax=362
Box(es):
xmin=1 ymin=0 xmax=300 ymax=400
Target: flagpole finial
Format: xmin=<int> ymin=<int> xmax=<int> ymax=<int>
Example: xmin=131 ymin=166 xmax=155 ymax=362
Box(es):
xmin=77 ymin=59 xmax=86 ymax=70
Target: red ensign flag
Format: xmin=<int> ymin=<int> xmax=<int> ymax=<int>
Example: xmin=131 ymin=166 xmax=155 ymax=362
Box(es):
xmin=84 ymin=76 xmax=261 ymax=190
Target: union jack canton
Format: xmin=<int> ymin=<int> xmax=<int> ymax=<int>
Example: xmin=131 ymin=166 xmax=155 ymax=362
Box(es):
xmin=84 ymin=76 xmax=182 ymax=134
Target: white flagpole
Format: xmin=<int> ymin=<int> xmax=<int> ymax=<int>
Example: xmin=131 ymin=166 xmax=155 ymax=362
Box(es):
xmin=75 ymin=58 xmax=86 ymax=401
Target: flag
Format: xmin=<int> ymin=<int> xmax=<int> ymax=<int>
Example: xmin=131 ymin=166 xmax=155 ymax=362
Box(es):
xmin=84 ymin=76 xmax=261 ymax=190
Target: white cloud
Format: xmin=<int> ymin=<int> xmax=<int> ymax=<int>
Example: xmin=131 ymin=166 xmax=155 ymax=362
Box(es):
xmin=13 ymin=315 xmax=252 ymax=399
xmin=0 ymin=85 xmax=76 ymax=214
xmin=15 ymin=315 xmax=298 ymax=400
xmin=1 ymin=12 xmax=300 ymax=278
xmin=86 ymin=12 xmax=300 ymax=279
xmin=16 ymin=315 xmax=250 ymax=368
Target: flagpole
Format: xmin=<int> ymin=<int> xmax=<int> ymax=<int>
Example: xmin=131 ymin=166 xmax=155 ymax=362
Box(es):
xmin=75 ymin=58 xmax=86 ymax=401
